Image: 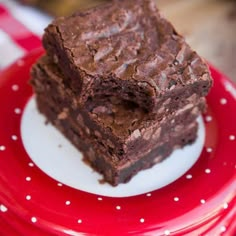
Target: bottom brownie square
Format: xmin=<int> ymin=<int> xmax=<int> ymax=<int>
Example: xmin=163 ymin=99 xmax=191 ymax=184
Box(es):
xmin=36 ymin=96 xmax=198 ymax=186
xmin=31 ymin=55 xmax=204 ymax=186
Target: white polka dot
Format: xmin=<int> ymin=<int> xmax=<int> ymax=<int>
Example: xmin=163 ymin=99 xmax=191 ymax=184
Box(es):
xmin=77 ymin=219 xmax=82 ymax=224
xmin=200 ymin=199 xmax=206 ymax=204
xmin=205 ymin=116 xmax=212 ymax=122
xmin=116 ymin=206 xmax=121 ymax=210
xmin=31 ymin=217 xmax=37 ymax=223
xmin=11 ymin=135 xmax=18 ymax=141
xmin=186 ymin=174 xmax=192 ymax=179
xmin=57 ymin=183 xmax=63 ymax=187
xmin=17 ymin=59 xmax=24 ymax=66
xmin=220 ymin=98 xmax=227 ymax=105
xmin=140 ymin=218 xmax=145 ymax=223
xmin=164 ymin=230 xmax=170 ymax=235
xmin=26 ymin=177 xmax=31 ymax=181
xmin=12 ymin=84 xmax=19 ymax=91
xmin=28 ymin=162 xmax=34 ymax=167
xmin=0 ymin=204 xmax=8 ymax=212
xmin=14 ymin=108 xmax=21 ymax=114
xmin=174 ymin=197 xmax=179 ymax=202
xmin=0 ymin=145 xmax=6 ymax=151
xmin=205 ymin=169 xmax=211 ymax=174
xmin=223 ymin=203 xmax=228 ymax=209
xmin=65 ymin=201 xmax=71 ymax=205
xmin=146 ymin=193 xmax=152 ymax=197
xmin=220 ymin=226 xmax=226 ymax=232
xmin=26 ymin=195 xmax=31 ymax=200
xmin=97 ymin=197 xmax=103 ymax=201
xmin=206 ymin=147 xmax=213 ymax=153
xmin=229 ymin=135 xmax=235 ymax=141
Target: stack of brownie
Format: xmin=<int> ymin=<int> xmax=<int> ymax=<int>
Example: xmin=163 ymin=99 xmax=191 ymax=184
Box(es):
xmin=31 ymin=0 xmax=212 ymax=186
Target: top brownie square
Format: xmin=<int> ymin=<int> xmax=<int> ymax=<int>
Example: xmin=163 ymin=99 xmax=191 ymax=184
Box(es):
xmin=42 ymin=0 xmax=212 ymax=112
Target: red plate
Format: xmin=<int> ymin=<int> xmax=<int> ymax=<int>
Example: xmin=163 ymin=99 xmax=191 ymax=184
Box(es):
xmin=0 ymin=48 xmax=235 ymax=236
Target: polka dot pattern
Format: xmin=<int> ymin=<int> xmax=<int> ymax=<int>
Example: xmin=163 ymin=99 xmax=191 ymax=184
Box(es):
xmin=0 ymin=204 xmax=8 ymax=212
xmin=28 ymin=162 xmax=34 ymax=167
xmin=186 ymin=174 xmax=192 ymax=179
xmin=164 ymin=230 xmax=170 ymax=235
xmin=220 ymin=226 xmax=226 ymax=232
xmin=174 ymin=197 xmax=179 ymax=202
xmin=11 ymin=84 xmax=19 ymax=91
xmin=205 ymin=116 xmax=212 ymax=122
xmin=206 ymin=147 xmax=213 ymax=153
xmin=65 ymin=201 xmax=71 ymax=206
xmin=0 ymin=54 xmax=235 ymax=235
xmin=31 ymin=217 xmax=37 ymax=223
xmin=140 ymin=218 xmax=145 ymax=223
xmin=26 ymin=176 xmax=31 ymax=181
xmin=14 ymin=108 xmax=21 ymax=114
xmin=223 ymin=203 xmax=228 ymax=209
xmin=0 ymin=145 xmax=6 ymax=151
xmin=11 ymin=135 xmax=18 ymax=140
xmin=200 ymin=199 xmax=206 ymax=204
xmin=220 ymin=98 xmax=227 ymax=105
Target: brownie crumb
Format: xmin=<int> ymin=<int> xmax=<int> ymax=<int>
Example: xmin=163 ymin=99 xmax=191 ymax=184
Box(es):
xmin=99 ymin=178 xmax=106 ymax=185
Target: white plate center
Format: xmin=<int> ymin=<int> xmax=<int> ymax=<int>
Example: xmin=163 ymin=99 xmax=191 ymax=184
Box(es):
xmin=21 ymin=97 xmax=205 ymax=197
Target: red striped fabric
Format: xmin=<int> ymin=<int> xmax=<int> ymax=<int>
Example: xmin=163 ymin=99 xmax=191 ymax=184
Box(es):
xmin=0 ymin=5 xmax=41 ymax=52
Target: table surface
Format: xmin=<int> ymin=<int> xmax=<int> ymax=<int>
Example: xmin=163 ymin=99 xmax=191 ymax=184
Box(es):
xmin=158 ymin=0 xmax=236 ymax=82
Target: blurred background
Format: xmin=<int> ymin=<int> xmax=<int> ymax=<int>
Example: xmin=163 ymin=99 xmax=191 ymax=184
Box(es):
xmin=0 ymin=0 xmax=236 ymax=81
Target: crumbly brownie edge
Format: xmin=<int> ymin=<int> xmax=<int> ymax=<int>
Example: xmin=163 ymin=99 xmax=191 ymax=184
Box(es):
xmin=31 ymin=67 xmax=204 ymax=162
xmin=36 ymin=96 xmax=198 ymax=186
xmin=42 ymin=33 xmax=212 ymax=113
xmin=42 ymin=0 xmax=212 ymax=112
xmin=35 ymin=88 xmax=201 ymax=163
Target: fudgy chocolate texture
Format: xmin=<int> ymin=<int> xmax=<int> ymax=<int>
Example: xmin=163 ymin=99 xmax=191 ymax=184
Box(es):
xmin=42 ymin=0 xmax=212 ymax=112
xmin=36 ymin=95 xmax=198 ymax=186
xmin=33 ymin=55 xmax=206 ymax=121
xmin=31 ymin=57 xmax=204 ymax=162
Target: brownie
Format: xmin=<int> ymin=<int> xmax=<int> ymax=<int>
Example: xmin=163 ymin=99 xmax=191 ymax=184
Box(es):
xmin=32 ymin=54 xmax=205 ymax=114
xmin=30 ymin=0 xmax=212 ymax=185
xmin=42 ymin=0 xmax=212 ymax=112
xmin=36 ymin=95 xmax=198 ymax=186
xmin=31 ymin=56 xmax=205 ymax=163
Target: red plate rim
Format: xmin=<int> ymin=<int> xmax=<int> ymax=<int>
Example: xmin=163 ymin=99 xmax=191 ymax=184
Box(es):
xmin=0 ymin=48 xmax=235 ymax=235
